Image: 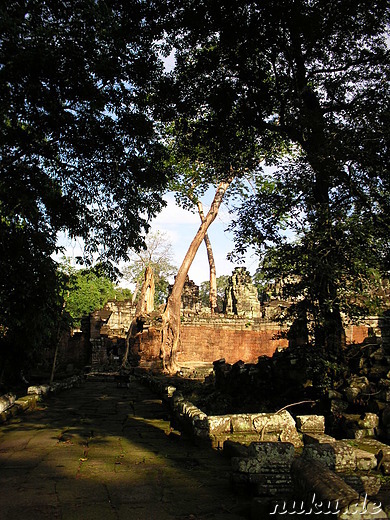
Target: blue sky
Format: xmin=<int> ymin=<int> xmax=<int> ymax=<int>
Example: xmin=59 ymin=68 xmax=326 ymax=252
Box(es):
xmin=149 ymin=191 xmax=258 ymax=285
xmin=56 ymin=189 xmax=258 ymax=287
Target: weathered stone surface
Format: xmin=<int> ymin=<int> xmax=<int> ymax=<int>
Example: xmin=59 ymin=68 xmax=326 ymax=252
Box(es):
xmin=250 ymin=473 xmax=293 ymax=497
xmin=358 ymin=413 xmax=379 ymax=429
xmin=252 ymin=410 xmax=302 ymax=447
xmin=296 ymin=415 xmax=325 ymax=433
xmin=231 ymin=414 xmax=253 ymax=433
xmin=0 ymin=393 xmax=16 ymax=413
xmin=302 ymin=442 xmax=356 ymax=471
xmin=224 ymin=267 xmax=261 ymax=318
xmin=303 ymin=432 xmax=336 ymax=444
xmin=232 ymin=456 xmax=293 ymax=475
xmin=248 ymin=441 xmax=295 ymax=466
xmin=340 ymin=443 xmax=377 ymax=471
xmin=28 ymin=384 xmax=50 ymax=395
xmin=207 ymin=415 xmax=231 ymax=434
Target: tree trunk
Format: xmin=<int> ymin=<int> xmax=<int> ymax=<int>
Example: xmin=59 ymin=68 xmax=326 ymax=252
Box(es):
xmin=196 ymin=201 xmax=218 ymax=314
xmin=161 ymin=178 xmax=232 ymax=373
xmin=122 ymin=265 xmax=155 ymax=367
xmin=50 ymin=292 xmax=69 ymax=385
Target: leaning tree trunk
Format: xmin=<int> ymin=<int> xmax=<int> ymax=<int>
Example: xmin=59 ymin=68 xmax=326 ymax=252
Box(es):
xmin=161 ymin=178 xmax=232 ymax=373
xmin=122 ymin=265 xmax=155 ymax=367
xmin=196 ymin=201 xmax=218 ymax=314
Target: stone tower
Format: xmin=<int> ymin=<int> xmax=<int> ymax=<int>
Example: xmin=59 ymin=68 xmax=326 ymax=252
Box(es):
xmin=224 ymin=267 xmax=261 ymax=318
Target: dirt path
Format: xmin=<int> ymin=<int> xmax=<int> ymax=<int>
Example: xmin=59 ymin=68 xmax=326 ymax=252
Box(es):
xmin=0 ymin=376 xmax=250 ymax=520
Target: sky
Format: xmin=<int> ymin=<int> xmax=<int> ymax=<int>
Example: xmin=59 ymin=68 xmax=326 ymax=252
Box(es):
xmin=56 ymin=51 xmax=260 ymax=287
xmin=56 ymin=190 xmax=258 ymax=287
xmin=147 ymin=191 xmax=258 ymax=285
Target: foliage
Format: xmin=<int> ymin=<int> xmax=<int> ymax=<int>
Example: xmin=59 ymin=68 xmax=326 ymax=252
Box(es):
xmin=0 ymin=0 xmax=168 ymax=263
xmin=62 ymin=265 xmax=115 ymax=327
xmin=121 ymin=231 xmax=177 ymax=306
xmin=0 ymin=1 xmax=169 ymax=382
xmin=0 ymin=220 xmax=64 ymax=385
xmin=59 ymin=260 xmax=133 ymax=327
xmin=165 ymin=0 xmax=390 ymax=351
xmin=113 ymin=287 xmax=133 ymax=302
xmin=199 ymin=275 xmax=229 ymax=310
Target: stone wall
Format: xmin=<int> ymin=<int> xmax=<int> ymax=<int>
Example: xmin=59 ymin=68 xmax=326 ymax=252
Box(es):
xmin=178 ymin=318 xmax=288 ymax=363
xmin=88 ymin=272 xmax=381 ymax=371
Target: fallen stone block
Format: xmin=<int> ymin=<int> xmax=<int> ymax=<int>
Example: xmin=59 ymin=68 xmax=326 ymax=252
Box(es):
xmin=252 ymin=410 xmax=302 ymax=447
xmin=0 ymin=393 xmax=16 ymax=413
xmin=296 ymin=414 xmax=325 ymax=433
xmin=302 ymin=442 xmax=356 ymax=471
xmin=303 ymin=432 xmax=336 ymax=444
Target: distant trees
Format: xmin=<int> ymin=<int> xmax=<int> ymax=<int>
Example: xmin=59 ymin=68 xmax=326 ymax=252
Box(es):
xmin=121 ymin=231 xmax=177 ymax=307
xmin=60 ymin=262 xmax=132 ymax=328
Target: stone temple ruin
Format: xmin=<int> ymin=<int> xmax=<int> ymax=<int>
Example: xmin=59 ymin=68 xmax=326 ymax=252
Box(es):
xmin=88 ymin=266 xmax=373 ymax=371
xmin=5 ymin=267 xmax=390 ymax=517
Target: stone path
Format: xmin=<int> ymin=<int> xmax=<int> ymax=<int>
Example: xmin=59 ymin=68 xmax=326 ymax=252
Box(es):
xmin=0 ymin=377 xmax=250 ymax=520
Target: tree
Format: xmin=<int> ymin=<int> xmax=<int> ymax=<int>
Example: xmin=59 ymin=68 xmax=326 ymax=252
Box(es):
xmin=164 ymin=0 xmax=390 ymax=355
xmin=60 ymin=262 xmax=119 ymax=328
xmin=121 ymin=231 xmax=177 ymax=307
xmin=0 ymin=1 xmax=169 ymax=382
xmin=199 ymin=275 xmax=230 ymax=311
xmin=160 ymin=178 xmax=233 ymax=372
xmin=169 ymin=167 xmax=220 ymax=313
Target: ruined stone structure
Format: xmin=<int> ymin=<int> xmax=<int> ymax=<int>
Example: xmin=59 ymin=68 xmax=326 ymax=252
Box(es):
xmin=224 ymin=267 xmax=262 ymax=318
xmin=88 ymin=268 xmax=375 ymax=371
xmin=89 ymin=299 xmax=136 ymax=368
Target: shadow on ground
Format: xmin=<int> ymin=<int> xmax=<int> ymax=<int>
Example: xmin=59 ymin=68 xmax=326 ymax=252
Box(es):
xmin=0 ymin=377 xmax=251 ymax=520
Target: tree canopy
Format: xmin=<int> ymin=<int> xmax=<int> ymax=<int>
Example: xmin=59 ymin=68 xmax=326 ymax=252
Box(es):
xmin=0 ymin=0 xmax=169 ymax=384
xmin=163 ymin=0 xmax=390 ymax=352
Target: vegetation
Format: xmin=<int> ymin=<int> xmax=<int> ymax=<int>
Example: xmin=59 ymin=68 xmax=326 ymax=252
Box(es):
xmin=164 ymin=0 xmax=390 ymax=356
xmin=0 ymin=1 xmax=168 ymax=384
xmin=121 ymin=231 xmax=177 ymax=307
xmin=1 ymin=0 xmax=389 ymax=381
xmin=60 ymin=262 xmax=132 ymax=328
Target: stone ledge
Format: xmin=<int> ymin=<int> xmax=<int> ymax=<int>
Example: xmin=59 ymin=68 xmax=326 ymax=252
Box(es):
xmin=0 ymin=375 xmax=85 ymax=424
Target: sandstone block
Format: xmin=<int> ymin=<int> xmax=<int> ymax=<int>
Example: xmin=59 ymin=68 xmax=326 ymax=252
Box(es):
xmin=231 ymin=414 xmax=254 ymax=433
xmin=231 ymin=456 xmax=293 ymax=475
xmin=0 ymin=393 xmax=16 ymax=413
xmin=252 ymin=410 xmax=302 ymax=447
xmin=296 ymin=415 xmax=325 ymax=433
xmin=27 ymin=384 xmax=50 ymax=396
xmin=302 ymin=442 xmax=356 ymax=471
xmin=207 ymin=415 xmax=231 ymax=434
xmin=358 ymin=413 xmax=379 ymax=429
xmin=303 ymin=433 xmax=336 ymax=444
xmin=338 ymin=442 xmax=377 ymax=471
